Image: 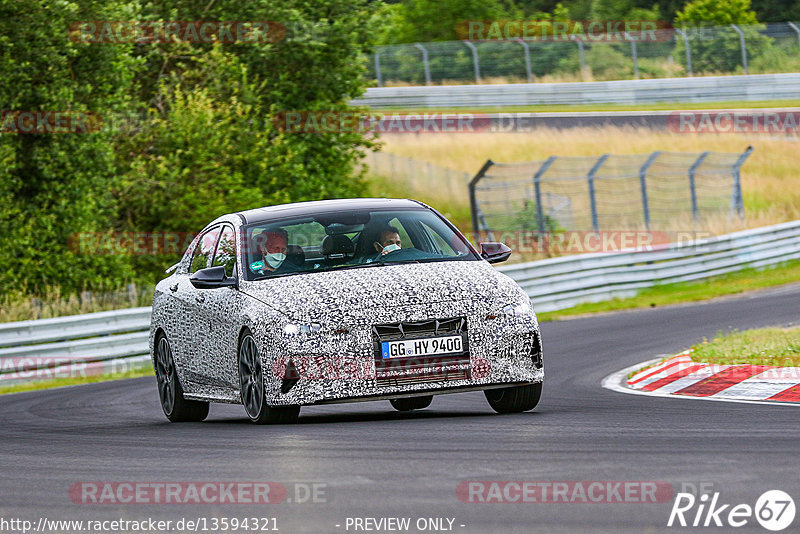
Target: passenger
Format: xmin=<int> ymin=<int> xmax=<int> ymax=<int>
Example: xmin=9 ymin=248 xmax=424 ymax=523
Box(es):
xmin=250 ymin=228 xmax=289 ymax=274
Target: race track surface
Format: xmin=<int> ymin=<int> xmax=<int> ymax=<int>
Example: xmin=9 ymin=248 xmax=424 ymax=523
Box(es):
xmin=2 ymin=284 xmax=799 ymax=533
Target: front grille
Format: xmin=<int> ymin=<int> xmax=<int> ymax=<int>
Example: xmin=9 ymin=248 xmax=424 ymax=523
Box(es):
xmin=372 ymin=316 xmax=466 ymax=341
xmin=372 ymin=317 xmax=470 ymax=388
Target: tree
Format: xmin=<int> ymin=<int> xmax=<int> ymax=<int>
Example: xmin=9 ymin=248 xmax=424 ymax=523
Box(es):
xmin=674 ymin=0 xmax=770 ymax=73
xmin=0 ymin=0 xmax=140 ymax=294
xmin=380 ymin=0 xmax=512 ymax=44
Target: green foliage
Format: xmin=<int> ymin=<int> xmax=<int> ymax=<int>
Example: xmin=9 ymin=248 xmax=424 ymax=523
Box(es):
xmin=675 ymin=0 xmax=759 ymax=25
xmin=380 ymin=0 xmax=511 ymax=44
xmin=0 ymin=0 xmax=141 ymax=294
xmin=0 ymin=0 xmax=382 ymax=295
xmin=674 ymin=0 xmax=772 ymax=73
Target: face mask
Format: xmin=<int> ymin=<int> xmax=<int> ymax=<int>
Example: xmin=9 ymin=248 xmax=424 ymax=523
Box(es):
xmin=382 ymin=243 xmax=401 ymax=254
xmin=265 ymin=252 xmax=286 ymax=269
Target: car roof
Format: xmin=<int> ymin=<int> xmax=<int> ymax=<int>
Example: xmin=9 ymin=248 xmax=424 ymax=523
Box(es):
xmin=237 ymin=198 xmax=426 ymax=224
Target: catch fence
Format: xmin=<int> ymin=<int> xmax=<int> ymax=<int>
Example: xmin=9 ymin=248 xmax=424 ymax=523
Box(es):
xmin=369 ymin=23 xmax=800 ymax=86
xmin=469 ymin=147 xmax=753 ymax=235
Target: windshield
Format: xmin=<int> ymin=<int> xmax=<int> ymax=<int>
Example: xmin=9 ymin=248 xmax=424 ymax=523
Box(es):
xmin=242 ymin=207 xmax=479 ymax=280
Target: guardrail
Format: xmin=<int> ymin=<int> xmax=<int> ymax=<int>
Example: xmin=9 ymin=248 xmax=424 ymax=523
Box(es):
xmin=1 ymin=220 xmax=798 ymax=380
xmin=351 ymin=73 xmax=800 ymax=108
xmin=497 ymin=220 xmax=800 ymax=311
xmin=0 ymin=307 xmax=152 ymax=383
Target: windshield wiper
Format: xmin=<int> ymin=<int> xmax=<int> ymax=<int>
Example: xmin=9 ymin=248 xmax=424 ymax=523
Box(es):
xmin=251 ymin=262 xmax=385 ymax=280
xmin=380 ymin=259 xmax=420 ymax=265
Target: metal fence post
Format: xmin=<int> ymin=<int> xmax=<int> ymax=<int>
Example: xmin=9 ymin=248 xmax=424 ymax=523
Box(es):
xmin=570 ymin=35 xmax=587 ymax=81
xmin=374 ymin=52 xmax=383 ymax=87
xmin=638 ymin=151 xmax=661 ymax=230
xmin=533 ymin=156 xmax=557 ymax=234
xmin=625 ymin=32 xmax=639 ymax=79
xmin=469 ymin=160 xmax=494 ymax=235
xmin=788 ymin=22 xmax=800 ymax=55
xmin=730 ymin=145 xmax=754 ymax=218
xmin=587 ymin=154 xmax=609 ymax=232
xmin=413 ymin=43 xmax=432 ymax=85
xmin=674 ymin=28 xmax=693 ymax=76
xmin=688 ymin=151 xmax=709 ymax=221
xmin=517 ymin=38 xmax=533 ymax=83
xmin=463 ymin=41 xmax=481 ymax=83
xmin=731 ymin=24 xmax=748 ymax=74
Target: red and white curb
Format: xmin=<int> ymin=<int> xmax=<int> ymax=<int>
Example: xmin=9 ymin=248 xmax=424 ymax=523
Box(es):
xmin=602 ymin=351 xmax=800 ymax=406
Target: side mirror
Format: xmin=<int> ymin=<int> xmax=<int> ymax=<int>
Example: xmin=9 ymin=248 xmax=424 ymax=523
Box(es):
xmin=480 ymin=242 xmax=512 ymax=264
xmin=190 ymin=266 xmax=237 ymax=289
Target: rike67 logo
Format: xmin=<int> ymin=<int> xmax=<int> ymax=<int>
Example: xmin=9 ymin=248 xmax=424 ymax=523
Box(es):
xmin=668 ymin=490 xmax=795 ymax=531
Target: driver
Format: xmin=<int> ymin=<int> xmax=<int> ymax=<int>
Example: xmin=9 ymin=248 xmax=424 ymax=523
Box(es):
xmin=371 ymin=226 xmax=402 ymax=258
xmin=250 ymin=228 xmax=289 ymax=274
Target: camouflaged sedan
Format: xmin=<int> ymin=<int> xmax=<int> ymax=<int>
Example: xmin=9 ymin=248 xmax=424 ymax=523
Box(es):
xmin=150 ymin=198 xmax=543 ymax=424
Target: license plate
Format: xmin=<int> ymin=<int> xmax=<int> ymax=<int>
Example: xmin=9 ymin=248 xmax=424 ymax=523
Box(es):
xmin=381 ymin=335 xmax=463 ymax=359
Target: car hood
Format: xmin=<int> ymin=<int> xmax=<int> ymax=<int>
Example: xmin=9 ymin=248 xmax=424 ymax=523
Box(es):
xmin=240 ymin=260 xmax=515 ymax=327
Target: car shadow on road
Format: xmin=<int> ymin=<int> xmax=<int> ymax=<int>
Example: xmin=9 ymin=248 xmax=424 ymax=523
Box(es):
xmin=201 ymin=408 xmax=539 ymax=426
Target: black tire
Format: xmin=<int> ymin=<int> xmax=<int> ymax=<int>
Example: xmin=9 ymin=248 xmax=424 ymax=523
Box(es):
xmin=484 ymin=383 xmax=542 ymax=414
xmin=154 ymin=333 xmax=209 ymax=422
xmin=390 ymin=395 xmax=433 ymax=411
xmin=238 ymin=330 xmax=300 ymax=425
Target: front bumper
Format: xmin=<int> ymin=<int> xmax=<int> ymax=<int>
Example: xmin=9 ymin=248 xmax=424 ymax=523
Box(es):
xmin=261 ymin=311 xmax=543 ymax=406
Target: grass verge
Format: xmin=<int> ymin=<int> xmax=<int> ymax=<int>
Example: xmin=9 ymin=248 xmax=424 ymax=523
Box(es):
xmin=690 ymin=327 xmax=800 ymax=366
xmin=0 ymin=284 xmax=154 ymax=323
xmin=0 ymin=366 xmax=154 ymax=396
xmin=538 ymin=259 xmax=800 ymax=321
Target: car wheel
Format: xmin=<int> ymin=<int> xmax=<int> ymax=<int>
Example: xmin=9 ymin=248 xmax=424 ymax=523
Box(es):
xmin=390 ymin=395 xmax=433 ymax=411
xmin=484 ymin=383 xmax=542 ymax=414
xmin=238 ymin=330 xmax=300 ymax=424
xmin=154 ymin=333 xmax=209 ymax=422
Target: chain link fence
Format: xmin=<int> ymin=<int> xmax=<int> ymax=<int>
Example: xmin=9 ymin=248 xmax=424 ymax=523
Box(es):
xmin=469 ymin=147 xmax=753 ymax=235
xmin=369 ymin=23 xmax=800 ymax=85
xmin=362 ymin=151 xmax=471 ymax=201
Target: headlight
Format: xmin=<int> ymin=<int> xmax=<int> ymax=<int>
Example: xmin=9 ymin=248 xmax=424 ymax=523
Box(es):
xmin=501 ymin=299 xmax=533 ymax=316
xmin=283 ymin=322 xmax=322 ymax=335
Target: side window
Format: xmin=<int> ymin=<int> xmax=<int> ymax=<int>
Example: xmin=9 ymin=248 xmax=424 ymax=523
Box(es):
xmin=387 ymin=217 xmax=412 ymax=247
xmin=190 ymin=228 xmax=219 ymax=274
xmin=420 ymin=222 xmax=457 ymax=255
xmin=212 ymin=226 xmax=237 ymax=278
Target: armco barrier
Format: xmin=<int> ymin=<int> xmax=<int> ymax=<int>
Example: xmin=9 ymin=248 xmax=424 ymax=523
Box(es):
xmin=1 ymin=220 xmax=798 ymax=379
xmin=497 ymin=220 xmax=800 ymax=311
xmin=351 ymin=73 xmax=800 ymax=108
xmin=0 ymin=307 xmax=152 ymax=382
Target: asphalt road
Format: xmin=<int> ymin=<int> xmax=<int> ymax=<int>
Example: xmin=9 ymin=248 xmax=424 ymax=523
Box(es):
xmin=1 ymin=284 xmax=799 ymax=534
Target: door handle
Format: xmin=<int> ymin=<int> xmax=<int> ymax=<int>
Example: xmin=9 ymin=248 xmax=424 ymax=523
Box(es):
xmin=169 ymin=283 xmax=178 ymax=292
xmin=196 ymin=294 xmax=205 ymax=303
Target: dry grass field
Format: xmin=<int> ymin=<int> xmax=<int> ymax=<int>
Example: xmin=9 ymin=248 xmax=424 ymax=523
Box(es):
xmin=373 ymin=127 xmax=800 ymax=233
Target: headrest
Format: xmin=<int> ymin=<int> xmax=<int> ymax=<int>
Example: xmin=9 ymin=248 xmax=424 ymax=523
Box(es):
xmin=321 ymin=234 xmax=354 ymax=257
